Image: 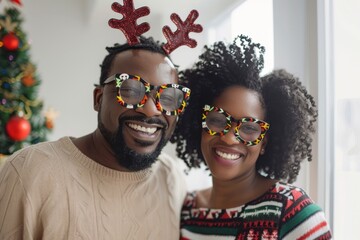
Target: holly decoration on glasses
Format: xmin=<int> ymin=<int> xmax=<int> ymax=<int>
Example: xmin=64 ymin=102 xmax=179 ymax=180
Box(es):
xmin=108 ymin=0 xmax=150 ymax=45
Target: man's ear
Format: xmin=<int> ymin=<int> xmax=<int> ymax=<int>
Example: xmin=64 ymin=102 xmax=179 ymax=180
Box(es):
xmin=93 ymin=86 xmax=103 ymax=112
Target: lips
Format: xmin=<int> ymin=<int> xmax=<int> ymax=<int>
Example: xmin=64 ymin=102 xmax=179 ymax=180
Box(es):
xmin=212 ymin=146 xmax=245 ymax=166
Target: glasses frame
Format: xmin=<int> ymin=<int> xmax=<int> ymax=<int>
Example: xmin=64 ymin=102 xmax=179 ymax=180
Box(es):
xmin=103 ymin=73 xmax=191 ymax=116
xmin=202 ymin=104 xmax=270 ymax=146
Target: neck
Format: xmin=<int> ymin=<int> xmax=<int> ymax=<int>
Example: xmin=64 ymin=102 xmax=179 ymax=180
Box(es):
xmin=72 ymin=130 xmax=129 ymax=171
xmin=208 ymin=171 xmax=276 ymax=209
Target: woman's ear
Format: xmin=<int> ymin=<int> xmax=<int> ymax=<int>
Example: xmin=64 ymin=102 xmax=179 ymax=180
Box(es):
xmin=93 ymin=86 xmax=103 ymax=112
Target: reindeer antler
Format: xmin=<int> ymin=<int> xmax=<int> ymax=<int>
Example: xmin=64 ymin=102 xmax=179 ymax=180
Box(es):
xmin=108 ymin=0 xmax=150 ymax=45
xmin=162 ymin=10 xmax=203 ymax=55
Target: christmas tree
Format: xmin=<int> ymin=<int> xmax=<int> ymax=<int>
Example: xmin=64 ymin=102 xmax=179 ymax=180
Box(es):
xmin=0 ymin=1 xmax=53 ymax=157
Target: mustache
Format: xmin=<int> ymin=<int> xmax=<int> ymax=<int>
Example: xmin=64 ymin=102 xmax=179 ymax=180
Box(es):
xmin=119 ymin=115 xmax=167 ymax=129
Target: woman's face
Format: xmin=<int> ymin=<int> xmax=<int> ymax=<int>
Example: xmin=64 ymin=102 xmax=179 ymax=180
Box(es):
xmin=201 ymin=86 xmax=267 ymax=181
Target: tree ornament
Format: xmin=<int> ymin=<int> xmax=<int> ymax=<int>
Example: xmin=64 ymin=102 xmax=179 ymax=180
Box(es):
xmin=10 ymin=0 xmax=22 ymax=6
xmin=5 ymin=115 xmax=31 ymax=141
xmin=22 ymin=63 xmax=36 ymax=76
xmin=44 ymin=107 xmax=59 ymax=129
xmin=0 ymin=16 xmax=18 ymax=32
xmin=3 ymin=33 xmax=19 ymax=50
xmin=22 ymin=75 xmax=35 ymax=87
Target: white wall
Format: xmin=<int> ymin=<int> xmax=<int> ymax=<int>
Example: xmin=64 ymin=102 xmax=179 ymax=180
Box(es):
xmin=273 ymin=0 xmax=319 ymax=200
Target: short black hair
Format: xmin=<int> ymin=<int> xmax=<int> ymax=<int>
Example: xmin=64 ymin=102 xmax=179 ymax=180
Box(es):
xmin=171 ymin=35 xmax=317 ymax=183
xmin=99 ymin=36 xmax=174 ymax=85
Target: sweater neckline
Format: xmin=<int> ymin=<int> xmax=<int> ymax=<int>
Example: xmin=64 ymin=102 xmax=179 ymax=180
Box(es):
xmin=189 ymin=182 xmax=283 ymax=211
xmin=60 ymin=136 xmax=155 ymax=181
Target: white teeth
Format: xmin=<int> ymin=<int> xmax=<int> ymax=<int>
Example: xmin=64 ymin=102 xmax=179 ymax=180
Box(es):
xmin=215 ymin=150 xmax=240 ymax=160
xmin=128 ymin=123 xmax=157 ymax=134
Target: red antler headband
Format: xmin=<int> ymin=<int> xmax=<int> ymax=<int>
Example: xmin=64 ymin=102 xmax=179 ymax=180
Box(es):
xmin=108 ymin=0 xmax=203 ymax=54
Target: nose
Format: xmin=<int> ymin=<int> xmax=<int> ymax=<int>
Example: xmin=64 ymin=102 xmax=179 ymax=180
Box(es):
xmin=135 ymin=91 xmax=162 ymax=117
xmin=219 ymin=125 xmax=239 ymax=145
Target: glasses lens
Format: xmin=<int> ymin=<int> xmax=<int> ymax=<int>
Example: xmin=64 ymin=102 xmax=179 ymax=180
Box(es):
xmin=119 ymin=79 xmax=146 ymax=105
xmin=159 ymin=88 xmax=184 ymax=111
xmin=205 ymin=111 xmax=228 ymax=133
xmin=237 ymin=122 xmax=262 ymax=141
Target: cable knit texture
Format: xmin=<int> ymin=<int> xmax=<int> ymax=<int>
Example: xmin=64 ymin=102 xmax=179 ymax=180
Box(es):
xmin=0 ymin=137 xmax=187 ymax=240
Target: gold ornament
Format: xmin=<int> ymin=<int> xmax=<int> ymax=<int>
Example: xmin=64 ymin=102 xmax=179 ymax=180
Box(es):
xmin=21 ymin=63 xmax=36 ymax=77
xmin=44 ymin=107 xmax=59 ymax=129
xmin=0 ymin=16 xmax=18 ymax=32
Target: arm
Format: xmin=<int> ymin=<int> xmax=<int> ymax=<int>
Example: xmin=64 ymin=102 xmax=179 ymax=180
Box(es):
xmin=0 ymin=155 xmax=29 ymax=240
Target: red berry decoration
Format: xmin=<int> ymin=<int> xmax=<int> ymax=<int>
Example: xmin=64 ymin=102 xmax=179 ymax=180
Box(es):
xmin=5 ymin=116 xmax=31 ymax=141
xmin=3 ymin=33 xmax=19 ymax=51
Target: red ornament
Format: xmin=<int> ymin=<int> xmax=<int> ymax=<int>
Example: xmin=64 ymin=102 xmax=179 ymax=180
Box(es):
xmin=3 ymin=33 xmax=19 ymax=51
xmin=10 ymin=0 xmax=22 ymax=6
xmin=5 ymin=116 xmax=31 ymax=141
xmin=45 ymin=119 xmax=54 ymax=129
xmin=22 ymin=76 xmax=35 ymax=87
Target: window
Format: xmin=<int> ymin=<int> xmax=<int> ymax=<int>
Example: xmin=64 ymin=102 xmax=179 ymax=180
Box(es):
xmin=332 ymin=0 xmax=360 ymax=237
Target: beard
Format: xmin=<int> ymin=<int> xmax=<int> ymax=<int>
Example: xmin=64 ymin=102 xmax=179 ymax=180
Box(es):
xmin=98 ymin=114 xmax=169 ymax=171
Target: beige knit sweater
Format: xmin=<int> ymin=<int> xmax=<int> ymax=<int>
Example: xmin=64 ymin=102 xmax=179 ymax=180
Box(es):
xmin=0 ymin=137 xmax=187 ymax=240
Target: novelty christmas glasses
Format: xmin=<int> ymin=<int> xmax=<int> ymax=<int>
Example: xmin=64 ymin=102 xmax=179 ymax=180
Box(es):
xmin=202 ymin=105 xmax=270 ymax=146
xmin=104 ymin=73 xmax=191 ymax=116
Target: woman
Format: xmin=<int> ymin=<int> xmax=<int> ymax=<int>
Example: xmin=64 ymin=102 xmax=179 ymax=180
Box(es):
xmin=171 ymin=35 xmax=332 ymax=239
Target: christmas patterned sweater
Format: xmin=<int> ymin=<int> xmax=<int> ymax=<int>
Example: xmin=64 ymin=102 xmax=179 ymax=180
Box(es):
xmin=180 ymin=182 xmax=332 ymax=240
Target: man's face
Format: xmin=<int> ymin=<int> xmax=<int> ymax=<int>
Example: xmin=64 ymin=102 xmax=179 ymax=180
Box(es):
xmin=94 ymin=49 xmax=178 ymax=171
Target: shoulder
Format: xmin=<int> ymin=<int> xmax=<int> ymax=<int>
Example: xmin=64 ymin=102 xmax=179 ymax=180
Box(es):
xmin=156 ymin=151 xmax=187 ymax=184
xmin=272 ymin=182 xmax=311 ymax=203
xmin=1 ymin=137 xmax=73 ymax=181
xmin=183 ymin=191 xmax=197 ymax=204
xmin=276 ymin=182 xmax=332 ymax=239
xmin=156 ymin=152 xmax=187 ymax=199
xmin=157 ymin=152 xmax=185 ymax=176
xmin=273 ymin=182 xmax=318 ymax=219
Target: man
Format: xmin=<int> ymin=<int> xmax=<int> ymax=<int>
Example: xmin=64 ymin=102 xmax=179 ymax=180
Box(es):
xmin=0 ymin=37 xmax=188 ymax=239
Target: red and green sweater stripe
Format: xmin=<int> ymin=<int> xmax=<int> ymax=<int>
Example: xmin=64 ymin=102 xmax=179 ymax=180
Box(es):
xmin=180 ymin=182 xmax=332 ymax=239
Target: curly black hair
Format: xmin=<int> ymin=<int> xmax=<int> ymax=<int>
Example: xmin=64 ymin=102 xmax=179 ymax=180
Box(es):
xmin=170 ymin=35 xmax=317 ymax=183
xmin=99 ymin=36 xmax=174 ymax=85
xmin=260 ymin=69 xmax=317 ymax=183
